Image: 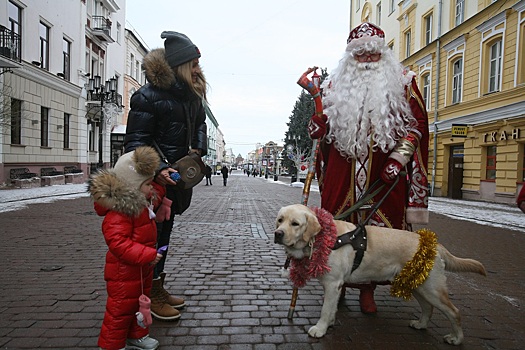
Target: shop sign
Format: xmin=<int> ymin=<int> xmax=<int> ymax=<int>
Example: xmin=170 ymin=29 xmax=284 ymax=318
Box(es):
xmin=451 ymin=124 xmax=468 ymax=138
xmin=482 ymin=128 xmax=522 ymax=142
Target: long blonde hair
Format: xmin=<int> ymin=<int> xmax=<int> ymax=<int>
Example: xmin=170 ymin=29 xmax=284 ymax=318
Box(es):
xmin=174 ymin=60 xmax=207 ymax=99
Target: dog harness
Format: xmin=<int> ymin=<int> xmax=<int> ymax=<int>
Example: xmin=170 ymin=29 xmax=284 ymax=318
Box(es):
xmin=332 ymin=224 xmax=367 ymax=272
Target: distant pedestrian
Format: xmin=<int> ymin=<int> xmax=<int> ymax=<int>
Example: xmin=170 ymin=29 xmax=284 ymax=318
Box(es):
xmin=88 ymin=146 xmax=163 ymax=350
xmin=205 ymin=164 xmax=213 ymax=186
xmin=518 ymin=185 xmax=525 ymax=214
xmin=221 ymin=165 xmax=229 ymax=186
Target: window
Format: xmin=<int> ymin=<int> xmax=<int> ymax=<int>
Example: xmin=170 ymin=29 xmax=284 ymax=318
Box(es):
xmin=488 ymin=40 xmax=502 ymax=93
xmin=130 ymin=53 xmax=134 ymax=76
xmin=356 ymin=0 xmax=361 ymax=11
xmin=116 ymin=22 xmax=121 ymax=44
xmin=452 ymin=59 xmax=463 ymax=103
xmin=63 ymin=113 xmax=70 ymax=149
xmin=135 ymin=60 xmax=140 ymax=80
xmin=88 ymin=121 xmax=96 ymax=151
xmin=39 ymin=22 xmax=50 ymax=70
xmin=485 ymin=146 xmax=496 ymax=180
xmin=522 ymin=144 xmax=525 ymax=182
xmin=8 ymin=1 xmax=21 ymax=57
xmin=376 ymin=2 xmax=382 ymax=26
xmin=422 ymin=74 xmax=431 ymax=110
xmin=405 ymin=30 xmax=411 ymax=58
xmin=63 ymin=38 xmax=71 ymax=81
xmin=389 ymin=0 xmax=395 ymax=14
xmin=455 ymin=0 xmax=464 ymax=27
xmin=424 ymin=14 xmax=433 ymax=45
xmin=10 ymin=98 xmax=22 ymax=145
xmin=41 ymin=107 xmax=49 ymax=147
xmin=519 ymin=22 xmax=525 ymax=85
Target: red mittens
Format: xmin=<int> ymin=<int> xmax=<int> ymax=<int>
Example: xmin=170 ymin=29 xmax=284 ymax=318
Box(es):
xmin=308 ymin=114 xmax=327 ymax=139
xmin=381 ymin=159 xmax=403 ymax=184
xmin=155 ymin=197 xmax=172 ymax=222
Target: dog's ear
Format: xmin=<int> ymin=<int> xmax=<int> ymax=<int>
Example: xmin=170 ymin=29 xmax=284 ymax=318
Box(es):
xmin=303 ymin=209 xmax=322 ymax=242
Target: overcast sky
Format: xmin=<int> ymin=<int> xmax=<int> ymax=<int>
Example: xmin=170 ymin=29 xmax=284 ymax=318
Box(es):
xmin=125 ymin=0 xmax=351 ymax=159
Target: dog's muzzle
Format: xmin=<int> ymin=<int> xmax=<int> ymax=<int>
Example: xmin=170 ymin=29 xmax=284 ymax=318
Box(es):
xmin=274 ymin=230 xmax=284 ymax=244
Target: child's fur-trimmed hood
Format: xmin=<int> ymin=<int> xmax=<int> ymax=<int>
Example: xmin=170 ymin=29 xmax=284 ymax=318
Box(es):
xmin=88 ymin=171 xmax=150 ymax=217
xmin=88 ymin=146 xmax=160 ymax=217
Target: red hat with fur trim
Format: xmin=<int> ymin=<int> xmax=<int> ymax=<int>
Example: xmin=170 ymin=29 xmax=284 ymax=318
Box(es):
xmin=347 ymin=22 xmax=385 ymax=44
xmin=346 ymin=22 xmax=386 ymax=53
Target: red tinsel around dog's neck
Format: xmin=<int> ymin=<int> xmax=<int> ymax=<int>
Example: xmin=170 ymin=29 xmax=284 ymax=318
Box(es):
xmin=289 ymin=207 xmax=338 ymax=288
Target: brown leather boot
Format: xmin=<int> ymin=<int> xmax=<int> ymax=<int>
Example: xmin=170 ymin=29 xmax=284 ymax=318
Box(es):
xmin=159 ymin=272 xmax=186 ymax=309
xmin=150 ymin=278 xmax=181 ymax=321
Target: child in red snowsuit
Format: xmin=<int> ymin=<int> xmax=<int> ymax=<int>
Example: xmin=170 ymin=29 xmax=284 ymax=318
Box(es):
xmin=89 ymin=146 xmax=166 ymax=350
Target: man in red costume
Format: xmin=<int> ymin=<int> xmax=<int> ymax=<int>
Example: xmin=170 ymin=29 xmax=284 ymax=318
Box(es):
xmin=308 ymin=22 xmax=430 ymax=313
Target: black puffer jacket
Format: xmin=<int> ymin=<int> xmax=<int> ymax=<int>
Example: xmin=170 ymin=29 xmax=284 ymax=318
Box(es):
xmin=124 ymin=48 xmax=207 ymax=169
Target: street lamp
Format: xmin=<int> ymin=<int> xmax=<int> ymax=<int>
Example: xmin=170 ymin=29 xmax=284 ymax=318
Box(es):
xmin=87 ymin=75 xmax=119 ymax=169
xmin=287 ymin=135 xmax=302 ymax=182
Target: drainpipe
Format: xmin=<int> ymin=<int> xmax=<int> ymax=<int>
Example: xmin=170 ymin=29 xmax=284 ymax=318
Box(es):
xmin=431 ymin=0 xmax=443 ymax=197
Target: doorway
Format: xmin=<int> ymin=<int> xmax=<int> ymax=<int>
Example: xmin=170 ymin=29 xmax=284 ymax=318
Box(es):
xmin=448 ymin=146 xmax=464 ymax=199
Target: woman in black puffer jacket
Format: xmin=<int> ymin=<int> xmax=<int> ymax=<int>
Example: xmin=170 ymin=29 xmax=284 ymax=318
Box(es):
xmin=124 ymin=31 xmax=208 ymax=322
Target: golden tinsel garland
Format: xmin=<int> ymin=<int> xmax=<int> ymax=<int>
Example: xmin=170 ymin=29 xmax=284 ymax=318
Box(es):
xmin=390 ymin=228 xmax=438 ymax=300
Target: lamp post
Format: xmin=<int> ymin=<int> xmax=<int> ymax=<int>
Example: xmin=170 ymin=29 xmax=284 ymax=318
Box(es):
xmin=263 ymin=145 xmax=269 ymax=179
xmin=87 ymin=75 xmax=118 ymax=169
xmin=287 ymin=134 xmax=302 ymax=182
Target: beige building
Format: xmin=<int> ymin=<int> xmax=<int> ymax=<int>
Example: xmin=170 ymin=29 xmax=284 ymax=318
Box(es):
xmin=350 ymin=0 xmax=525 ymax=204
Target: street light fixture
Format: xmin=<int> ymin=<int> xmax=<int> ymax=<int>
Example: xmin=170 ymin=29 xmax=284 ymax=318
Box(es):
xmin=87 ymin=75 xmax=120 ymax=169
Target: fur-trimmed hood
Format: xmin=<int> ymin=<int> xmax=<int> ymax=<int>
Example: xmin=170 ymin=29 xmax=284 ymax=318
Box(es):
xmin=142 ymin=48 xmax=177 ymax=90
xmin=88 ymin=171 xmax=150 ymax=218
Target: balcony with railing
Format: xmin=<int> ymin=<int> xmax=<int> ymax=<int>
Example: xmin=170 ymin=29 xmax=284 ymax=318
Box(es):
xmin=0 ymin=26 xmax=21 ymax=67
xmin=89 ymin=16 xmax=114 ymax=43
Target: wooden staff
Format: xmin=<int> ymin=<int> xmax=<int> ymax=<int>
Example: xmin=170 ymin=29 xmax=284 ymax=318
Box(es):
xmin=287 ymin=67 xmax=324 ymax=319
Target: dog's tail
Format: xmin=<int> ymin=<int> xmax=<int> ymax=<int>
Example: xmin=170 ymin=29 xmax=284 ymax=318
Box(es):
xmin=438 ymin=244 xmax=487 ymax=276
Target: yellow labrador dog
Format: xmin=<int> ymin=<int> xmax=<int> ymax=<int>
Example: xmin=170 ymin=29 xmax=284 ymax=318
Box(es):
xmin=274 ymin=204 xmax=486 ymax=345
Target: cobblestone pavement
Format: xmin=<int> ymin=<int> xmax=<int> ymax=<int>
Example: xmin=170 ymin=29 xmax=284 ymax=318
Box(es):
xmin=0 ymin=173 xmax=523 ymax=349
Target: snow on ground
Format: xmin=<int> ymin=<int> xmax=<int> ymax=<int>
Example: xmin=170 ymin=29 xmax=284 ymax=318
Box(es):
xmin=0 ymin=183 xmax=89 ymax=213
xmin=0 ymin=177 xmax=523 ymax=232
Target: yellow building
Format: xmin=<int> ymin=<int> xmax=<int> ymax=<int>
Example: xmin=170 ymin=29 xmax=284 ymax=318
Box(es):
xmin=351 ymin=0 xmax=525 ymax=204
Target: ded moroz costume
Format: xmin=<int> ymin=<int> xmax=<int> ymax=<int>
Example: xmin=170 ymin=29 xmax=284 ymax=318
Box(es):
xmin=309 ymin=22 xmax=430 ymax=313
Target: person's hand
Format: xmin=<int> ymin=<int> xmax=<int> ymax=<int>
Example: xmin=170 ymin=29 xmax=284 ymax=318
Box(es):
xmin=155 ymin=197 xmax=172 ymax=222
xmin=308 ymin=114 xmax=327 ymax=139
xmin=381 ymin=159 xmax=403 ymax=184
xmin=150 ymin=253 xmax=163 ymax=266
xmin=155 ymin=167 xmax=178 ymax=186
xmin=189 ymin=148 xmax=202 ymax=156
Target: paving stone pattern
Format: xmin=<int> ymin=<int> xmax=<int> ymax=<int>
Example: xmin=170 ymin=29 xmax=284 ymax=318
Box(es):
xmin=0 ymin=173 xmax=523 ymax=349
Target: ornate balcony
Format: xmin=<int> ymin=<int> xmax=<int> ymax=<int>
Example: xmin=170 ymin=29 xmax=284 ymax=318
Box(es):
xmin=0 ymin=26 xmax=22 ymax=68
xmin=90 ymin=16 xmax=114 ymax=42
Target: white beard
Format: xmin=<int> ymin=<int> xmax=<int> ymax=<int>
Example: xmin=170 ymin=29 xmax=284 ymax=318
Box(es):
xmin=323 ymin=48 xmax=416 ymax=160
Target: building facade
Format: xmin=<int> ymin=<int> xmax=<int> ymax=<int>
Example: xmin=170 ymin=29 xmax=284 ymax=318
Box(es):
xmin=0 ymin=0 xmax=126 ymax=185
xmin=350 ymin=0 xmax=525 ymax=204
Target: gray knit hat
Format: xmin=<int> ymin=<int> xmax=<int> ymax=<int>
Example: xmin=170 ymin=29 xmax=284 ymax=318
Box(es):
xmin=161 ymin=31 xmax=201 ymax=68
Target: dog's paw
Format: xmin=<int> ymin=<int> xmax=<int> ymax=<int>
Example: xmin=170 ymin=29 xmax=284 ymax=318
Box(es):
xmin=409 ymin=320 xmax=428 ymax=330
xmin=280 ymin=268 xmax=290 ymax=278
xmin=308 ymin=325 xmax=327 ymax=338
xmin=443 ymin=333 xmax=463 ymax=345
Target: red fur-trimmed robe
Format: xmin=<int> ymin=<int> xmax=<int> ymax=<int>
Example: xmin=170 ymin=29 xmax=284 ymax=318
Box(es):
xmin=317 ymin=77 xmax=429 ymax=229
